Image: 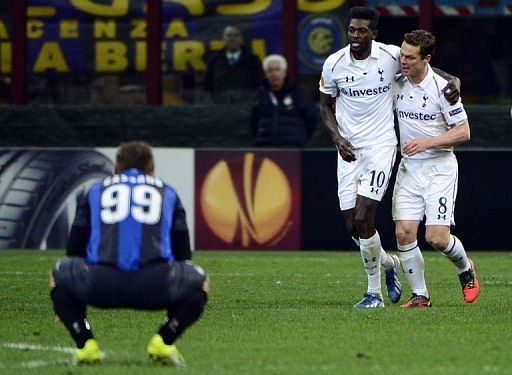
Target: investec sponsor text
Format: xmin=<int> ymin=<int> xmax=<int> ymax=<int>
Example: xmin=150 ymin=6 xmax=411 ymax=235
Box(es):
xmin=397 ymin=111 xmax=437 ymax=120
xmin=339 ymin=83 xmax=391 ymax=97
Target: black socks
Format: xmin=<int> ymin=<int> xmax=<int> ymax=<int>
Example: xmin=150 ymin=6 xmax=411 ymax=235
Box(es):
xmin=50 ymin=286 xmax=93 ymax=348
xmin=158 ymin=289 xmax=207 ymax=345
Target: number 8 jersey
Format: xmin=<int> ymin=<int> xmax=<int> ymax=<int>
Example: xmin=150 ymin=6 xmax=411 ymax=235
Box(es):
xmin=68 ymin=168 xmax=191 ymax=271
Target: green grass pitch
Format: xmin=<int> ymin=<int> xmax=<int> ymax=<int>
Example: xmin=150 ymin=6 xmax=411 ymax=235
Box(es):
xmin=1 ymin=250 xmax=511 ymax=374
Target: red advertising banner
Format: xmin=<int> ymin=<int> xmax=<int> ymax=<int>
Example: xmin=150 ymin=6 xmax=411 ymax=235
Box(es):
xmin=195 ymin=150 xmax=301 ymax=250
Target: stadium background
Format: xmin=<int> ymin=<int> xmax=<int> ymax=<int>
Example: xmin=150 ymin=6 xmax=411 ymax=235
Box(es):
xmin=0 ymin=0 xmax=510 ymax=251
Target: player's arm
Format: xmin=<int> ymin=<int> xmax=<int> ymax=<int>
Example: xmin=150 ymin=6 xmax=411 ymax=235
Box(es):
xmin=66 ymin=194 xmax=91 ymax=258
xmin=432 ymin=67 xmax=460 ymax=105
xmin=403 ymin=122 xmax=470 ymax=156
xmin=319 ymin=92 xmax=356 ymax=162
xmin=170 ymin=197 xmax=192 ymax=261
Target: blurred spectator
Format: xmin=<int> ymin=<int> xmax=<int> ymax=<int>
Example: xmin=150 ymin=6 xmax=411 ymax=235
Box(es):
xmin=0 ymin=76 xmax=10 ymax=103
xmin=202 ymin=24 xmax=263 ymax=103
xmin=250 ymin=54 xmax=320 ymax=147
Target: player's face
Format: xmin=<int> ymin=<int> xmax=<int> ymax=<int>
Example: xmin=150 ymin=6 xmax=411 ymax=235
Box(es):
xmin=223 ymin=26 xmax=243 ymax=52
xmin=265 ymin=61 xmax=287 ymax=91
xmin=400 ymin=42 xmax=431 ymax=81
xmin=348 ymin=19 xmax=376 ymax=59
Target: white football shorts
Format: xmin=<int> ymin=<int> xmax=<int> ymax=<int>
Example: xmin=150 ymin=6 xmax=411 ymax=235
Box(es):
xmin=337 ymin=145 xmax=397 ymax=210
xmin=392 ymin=153 xmax=458 ymax=226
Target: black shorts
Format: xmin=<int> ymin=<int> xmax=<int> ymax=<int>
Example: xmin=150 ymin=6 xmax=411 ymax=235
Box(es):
xmin=52 ymin=257 xmax=207 ymax=310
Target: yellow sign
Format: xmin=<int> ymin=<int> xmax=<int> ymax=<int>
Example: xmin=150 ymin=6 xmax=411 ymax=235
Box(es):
xmin=200 ymin=153 xmax=292 ymax=247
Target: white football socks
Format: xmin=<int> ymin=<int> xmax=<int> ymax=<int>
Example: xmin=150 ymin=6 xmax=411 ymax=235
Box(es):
xmin=442 ymin=235 xmax=471 ymax=274
xmin=359 ymin=231 xmax=382 ymax=295
xmin=398 ymin=240 xmax=429 ymax=298
xmin=380 ymin=248 xmax=394 ymax=269
xmin=353 ymin=235 xmax=394 ymax=269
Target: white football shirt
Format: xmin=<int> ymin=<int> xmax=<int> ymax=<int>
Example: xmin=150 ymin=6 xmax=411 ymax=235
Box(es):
xmin=319 ymin=41 xmax=400 ymax=148
xmin=393 ymin=64 xmax=468 ymax=160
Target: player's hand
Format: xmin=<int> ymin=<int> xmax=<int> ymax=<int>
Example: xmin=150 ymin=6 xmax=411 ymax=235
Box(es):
xmin=441 ymin=78 xmax=461 ymax=105
xmin=403 ymin=138 xmax=432 ymax=156
xmin=334 ymin=137 xmax=356 ymax=162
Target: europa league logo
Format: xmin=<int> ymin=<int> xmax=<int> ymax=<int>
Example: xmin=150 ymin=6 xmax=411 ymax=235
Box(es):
xmin=200 ymin=153 xmax=292 ymax=247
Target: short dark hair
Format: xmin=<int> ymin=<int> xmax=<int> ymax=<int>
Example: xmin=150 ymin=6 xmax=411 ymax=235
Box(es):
xmin=223 ymin=24 xmax=243 ymax=37
xmin=403 ymin=29 xmax=436 ymax=58
xmin=115 ymin=141 xmax=154 ymax=174
xmin=348 ymin=7 xmax=380 ymax=31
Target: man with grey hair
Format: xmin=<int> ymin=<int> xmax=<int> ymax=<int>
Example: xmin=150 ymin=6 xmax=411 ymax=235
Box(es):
xmin=250 ymin=54 xmax=319 ymax=147
xmin=262 ymin=54 xmax=288 ymax=73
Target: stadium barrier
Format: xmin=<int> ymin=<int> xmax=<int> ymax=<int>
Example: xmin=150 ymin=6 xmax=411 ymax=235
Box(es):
xmin=0 ymin=148 xmax=509 ymax=251
xmin=0 ymin=104 xmax=510 ymax=148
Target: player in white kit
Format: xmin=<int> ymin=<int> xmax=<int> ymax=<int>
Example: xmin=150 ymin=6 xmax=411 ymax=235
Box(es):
xmin=392 ymin=30 xmax=480 ymax=308
xmin=319 ymin=7 xmax=460 ymax=308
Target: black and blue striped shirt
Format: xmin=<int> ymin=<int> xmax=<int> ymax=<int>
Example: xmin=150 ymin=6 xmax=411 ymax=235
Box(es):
xmin=67 ymin=169 xmax=191 ymax=270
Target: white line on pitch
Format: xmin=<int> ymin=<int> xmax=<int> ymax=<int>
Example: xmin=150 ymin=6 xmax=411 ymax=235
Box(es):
xmin=21 ymin=358 xmax=73 ymax=368
xmin=2 ymin=342 xmax=75 ymax=353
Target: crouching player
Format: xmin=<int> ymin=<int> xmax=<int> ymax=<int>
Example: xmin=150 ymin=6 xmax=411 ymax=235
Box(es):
xmin=50 ymin=141 xmax=208 ymax=365
xmin=392 ymin=30 xmax=480 ymax=307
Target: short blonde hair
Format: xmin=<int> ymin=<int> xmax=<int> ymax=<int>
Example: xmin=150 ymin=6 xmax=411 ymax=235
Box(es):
xmin=262 ymin=54 xmax=287 ymax=71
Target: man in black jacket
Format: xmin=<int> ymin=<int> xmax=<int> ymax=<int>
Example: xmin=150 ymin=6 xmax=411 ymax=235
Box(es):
xmin=250 ymin=54 xmax=320 ymax=147
xmin=202 ymin=24 xmax=263 ymax=103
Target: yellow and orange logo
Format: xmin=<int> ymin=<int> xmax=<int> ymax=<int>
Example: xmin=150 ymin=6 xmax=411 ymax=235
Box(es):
xmin=200 ymin=153 xmax=292 ymax=247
